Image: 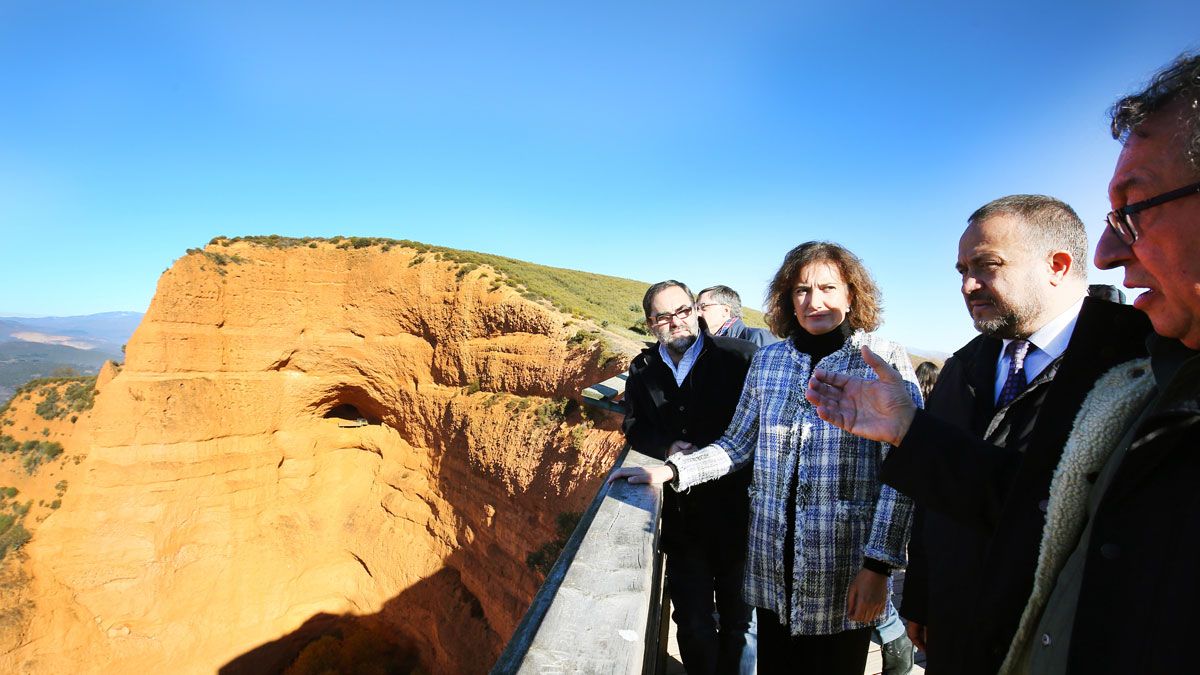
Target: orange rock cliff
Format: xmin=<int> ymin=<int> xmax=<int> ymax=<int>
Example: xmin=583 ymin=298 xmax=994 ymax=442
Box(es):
xmin=3 ymin=240 xmax=636 ymax=674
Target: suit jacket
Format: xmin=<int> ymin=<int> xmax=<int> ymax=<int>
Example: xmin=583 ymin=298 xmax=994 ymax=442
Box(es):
xmin=884 ymin=293 xmax=1150 ymax=674
xmin=622 ymin=333 xmax=757 ymax=561
xmin=720 ymin=318 xmax=780 ymax=347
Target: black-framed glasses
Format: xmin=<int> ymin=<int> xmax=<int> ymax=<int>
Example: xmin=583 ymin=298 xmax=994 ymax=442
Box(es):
xmin=696 ymin=302 xmax=728 ymax=312
xmin=1105 ymin=181 xmax=1200 ymax=245
xmin=648 ymin=305 xmax=694 ymax=327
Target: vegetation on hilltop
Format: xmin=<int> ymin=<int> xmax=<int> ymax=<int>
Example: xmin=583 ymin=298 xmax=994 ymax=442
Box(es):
xmin=0 ymin=435 xmax=64 ymax=475
xmin=0 ymin=479 xmax=63 ymax=562
xmin=0 ymin=486 xmax=31 ymax=561
xmin=198 ymin=235 xmax=768 ymax=340
xmin=0 ymin=374 xmax=97 ymax=421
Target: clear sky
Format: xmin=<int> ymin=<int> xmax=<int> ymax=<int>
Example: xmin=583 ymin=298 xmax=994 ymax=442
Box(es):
xmin=2 ymin=1 xmax=1198 ymax=353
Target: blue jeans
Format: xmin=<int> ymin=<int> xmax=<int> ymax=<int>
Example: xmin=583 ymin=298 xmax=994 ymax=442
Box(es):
xmin=875 ymin=600 xmax=905 ymax=644
xmin=667 ymin=548 xmax=757 ymax=675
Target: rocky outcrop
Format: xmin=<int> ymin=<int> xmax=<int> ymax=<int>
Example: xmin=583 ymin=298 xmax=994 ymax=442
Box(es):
xmin=5 ymin=241 xmax=631 ymax=674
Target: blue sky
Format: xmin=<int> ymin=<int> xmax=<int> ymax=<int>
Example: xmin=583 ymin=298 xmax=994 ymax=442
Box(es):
xmin=1 ymin=1 xmax=1198 ymax=353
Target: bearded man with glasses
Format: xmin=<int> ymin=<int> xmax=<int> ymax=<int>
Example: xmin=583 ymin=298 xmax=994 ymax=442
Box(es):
xmin=622 ymin=280 xmax=759 ymax=675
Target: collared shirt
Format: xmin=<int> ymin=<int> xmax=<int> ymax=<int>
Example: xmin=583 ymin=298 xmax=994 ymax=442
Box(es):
xmin=659 ymin=331 xmax=704 ymax=387
xmin=994 ymin=297 xmax=1085 ymax=403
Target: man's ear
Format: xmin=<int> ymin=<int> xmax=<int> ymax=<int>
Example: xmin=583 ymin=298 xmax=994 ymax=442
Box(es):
xmin=1048 ymin=251 xmax=1073 ymax=285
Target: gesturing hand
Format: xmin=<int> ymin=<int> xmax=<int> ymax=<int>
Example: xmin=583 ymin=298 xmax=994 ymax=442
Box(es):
xmin=805 ymin=345 xmax=917 ymax=446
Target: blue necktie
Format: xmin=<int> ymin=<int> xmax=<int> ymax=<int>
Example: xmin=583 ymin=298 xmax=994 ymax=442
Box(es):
xmin=997 ymin=339 xmax=1031 ymax=408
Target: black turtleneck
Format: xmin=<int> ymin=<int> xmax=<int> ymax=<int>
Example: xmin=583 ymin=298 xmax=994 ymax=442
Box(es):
xmin=791 ymin=321 xmax=852 ymax=362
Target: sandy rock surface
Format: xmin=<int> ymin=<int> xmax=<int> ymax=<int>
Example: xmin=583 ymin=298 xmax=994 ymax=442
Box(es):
xmin=1 ymin=242 xmax=632 ymax=674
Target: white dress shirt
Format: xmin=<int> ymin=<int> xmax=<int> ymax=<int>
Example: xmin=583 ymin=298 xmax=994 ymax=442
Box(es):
xmin=994 ymin=297 xmax=1085 ymax=403
xmin=659 ymin=331 xmax=705 ymax=387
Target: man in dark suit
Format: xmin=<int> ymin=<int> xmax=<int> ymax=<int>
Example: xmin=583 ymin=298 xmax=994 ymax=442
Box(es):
xmin=622 ymin=280 xmax=758 ymax=675
xmin=804 ymin=195 xmax=1149 ymax=674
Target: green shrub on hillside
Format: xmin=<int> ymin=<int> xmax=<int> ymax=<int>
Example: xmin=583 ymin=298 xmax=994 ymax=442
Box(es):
xmin=0 ymin=435 xmax=63 ymax=474
xmin=0 ymin=521 xmax=30 ymax=561
xmin=534 ymin=398 xmax=569 ymax=428
xmin=3 ymin=376 xmax=98 ymax=420
xmin=526 ymin=511 xmax=583 ymax=577
xmin=62 ymin=380 xmax=96 ymax=413
xmin=21 ymin=440 xmax=62 ymax=474
xmin=29 ymin=378 xmax=96 ymax=420
xmin=34 ymin=388 xmax=61 ymax=420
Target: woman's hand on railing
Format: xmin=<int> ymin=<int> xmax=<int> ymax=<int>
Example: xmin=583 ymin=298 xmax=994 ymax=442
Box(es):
xmin=845 ymin=568 xmax=889 ymax=622
xmin=607 ymin=464 xmax=674 ymax=485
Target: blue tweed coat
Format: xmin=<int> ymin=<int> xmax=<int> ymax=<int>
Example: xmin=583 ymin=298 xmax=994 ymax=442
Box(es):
xmin=671 ymin=330 xmax=920 ymax=635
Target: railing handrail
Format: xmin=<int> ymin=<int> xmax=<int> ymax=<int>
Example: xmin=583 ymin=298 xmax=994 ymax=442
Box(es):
xmin=492 ymin=444 xmax=665 ymax=674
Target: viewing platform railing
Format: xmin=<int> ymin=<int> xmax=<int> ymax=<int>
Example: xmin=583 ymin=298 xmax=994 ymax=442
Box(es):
xmin=493 ymin=375 xmax=671 ymax=674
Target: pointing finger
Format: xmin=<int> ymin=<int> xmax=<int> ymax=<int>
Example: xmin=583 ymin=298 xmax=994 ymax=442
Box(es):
xmin=861 ymin=346 xmax=903 ymax=383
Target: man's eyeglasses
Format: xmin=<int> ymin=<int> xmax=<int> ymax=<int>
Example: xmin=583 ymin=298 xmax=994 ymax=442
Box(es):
xmin=648 ymin=305 xmax=694 ymax=327
xmin=696 ymin=302 xmax=728 ymax=312
xmin=1105 ymin=181 xmax=1200 ymax=245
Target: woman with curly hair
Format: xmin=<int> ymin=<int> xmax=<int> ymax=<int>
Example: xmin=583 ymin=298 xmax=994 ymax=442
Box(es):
xmin=613 ymin=241 xmax=919 ymax=674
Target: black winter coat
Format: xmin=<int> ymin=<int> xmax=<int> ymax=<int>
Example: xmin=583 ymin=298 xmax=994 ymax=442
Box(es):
xmin=883 ymin=295 xmax=1150 ymax=674
xmin=1064 ymin=336 xmax=1200 ymax=672
xmin=622 ymin=334 xmax=757 ymax=562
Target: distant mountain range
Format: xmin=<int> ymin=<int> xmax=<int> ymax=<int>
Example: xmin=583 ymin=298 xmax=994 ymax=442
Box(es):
xmin=0 ymin=312 xmax=143 ymax=402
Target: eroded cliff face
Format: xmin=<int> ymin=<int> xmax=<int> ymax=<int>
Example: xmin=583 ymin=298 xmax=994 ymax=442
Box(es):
xmin=6 ymin=242 xmax=632 ymax=674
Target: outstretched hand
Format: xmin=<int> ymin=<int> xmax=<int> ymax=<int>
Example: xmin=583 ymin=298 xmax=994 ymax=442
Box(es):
xmin=805 ymin=345 xmax=917 ymax=446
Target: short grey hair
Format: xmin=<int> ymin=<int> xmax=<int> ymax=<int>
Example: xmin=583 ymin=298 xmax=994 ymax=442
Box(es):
xmin=1111 ymin=51 xmax=1200 ymax=176
xmin=642 ymin=280 xmax=694 ymax=318
xmin=697 ymin=285 xmax=743 ymax=319
xmin=968 ymin=194 xmax=1088 ymax=281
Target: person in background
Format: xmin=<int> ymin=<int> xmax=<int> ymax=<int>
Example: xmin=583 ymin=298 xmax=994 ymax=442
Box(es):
xmin=614 ymin=242 xmax=917 ymax=674
xmin=915 ymin=361 xmax=941 ymax=401
xmin=872 ymin=364 xmax=937 ymax=675
xmin=697 ymin=285 xmax=779 ymax=347
xmin=621 ymin=280 xmax=758 ymax=675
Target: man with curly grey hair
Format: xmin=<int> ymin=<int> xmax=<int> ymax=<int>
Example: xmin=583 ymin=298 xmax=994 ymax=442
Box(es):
xmin=1005 ymin=50 xmax=1200 ymax=674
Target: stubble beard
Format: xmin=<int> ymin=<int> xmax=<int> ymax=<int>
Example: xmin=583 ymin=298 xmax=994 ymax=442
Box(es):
xmin=969 ymin=291 xmax=1044 ymax=340
xmin=666 ymin=333 xmax=698 ymax=355
xmin=656 ymin=319 xmax=699 ymax=357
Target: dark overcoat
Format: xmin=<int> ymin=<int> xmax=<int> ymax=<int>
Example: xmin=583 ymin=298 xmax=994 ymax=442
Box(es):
xmin=622 ymin=334 xmax=757 ymax=563
xmin=883 ymin=294 xmax=1149 ymax=674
